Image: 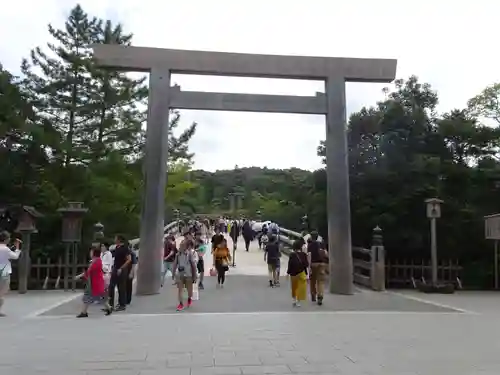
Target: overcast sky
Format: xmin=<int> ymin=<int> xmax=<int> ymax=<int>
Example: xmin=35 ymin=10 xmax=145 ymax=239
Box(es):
xmin=1 ymin=0 xmax=499 ymax=171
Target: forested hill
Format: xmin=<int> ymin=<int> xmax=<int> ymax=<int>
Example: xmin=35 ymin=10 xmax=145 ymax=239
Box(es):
xmin=186 ymin=167 xmax=317 ymax=229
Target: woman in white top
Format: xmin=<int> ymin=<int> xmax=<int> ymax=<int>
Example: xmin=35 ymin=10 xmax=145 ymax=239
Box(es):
xmin=0 ymin=231 xmax=21 ymax=316
xmin=100 ymin=243 xmax=113 ymax=288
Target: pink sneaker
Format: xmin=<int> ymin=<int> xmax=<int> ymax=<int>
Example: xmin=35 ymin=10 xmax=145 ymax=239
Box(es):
xmin=176 ymin=303 xmax=184 ymax=311
xmin=187 ymin=298 xmax=192 ymax=308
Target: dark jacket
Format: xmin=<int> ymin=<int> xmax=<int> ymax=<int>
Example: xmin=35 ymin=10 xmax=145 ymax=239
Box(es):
xmin=230 ymin=221 xmax=239 ymax=239
xmin=242 ymin=221 xmax=253 ymax=238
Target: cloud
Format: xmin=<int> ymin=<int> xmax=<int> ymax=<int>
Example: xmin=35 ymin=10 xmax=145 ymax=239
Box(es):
xmin=2 ymin=0 xmax=500 ymax=171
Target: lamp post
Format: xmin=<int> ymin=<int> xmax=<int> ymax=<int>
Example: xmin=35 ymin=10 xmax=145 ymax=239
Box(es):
xmin=425 ymin=198 xmax=443 ymax=286
xmin=14 ymin=206 xmax=43 ymax=294
xmin=228 ymin=191 xmax=244 ymax=267
xmin=58 ymin=202 xmax=88 ymax=291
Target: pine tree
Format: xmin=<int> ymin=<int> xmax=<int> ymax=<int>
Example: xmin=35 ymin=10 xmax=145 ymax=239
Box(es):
xmin=0 ymin=64 xmax=55 ymax=205
xmin=20 ymin=4 xmax=100 ymax=167
xmin=83 ymin=20 xmax=148 ymax=161
xmin=168 ymin=110 xmax=197 ymax=163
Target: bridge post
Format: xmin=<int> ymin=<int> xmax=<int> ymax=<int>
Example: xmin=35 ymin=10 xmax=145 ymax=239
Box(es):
xmin=370 ymin=226 xmax=386 ymax=291
xmin=136 ymin=69 xmax=171 ymax=296
xmin=325 ymin=76 xmax=354 ymax=295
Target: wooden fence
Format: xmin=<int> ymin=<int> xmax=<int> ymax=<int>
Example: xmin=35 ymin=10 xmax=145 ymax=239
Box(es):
xmin=7 ymin=256 xmax=463 ymax=291
xmin=385 ymin=259 xmax=462 ymax=288
xmin=10 ymin=256 xmax=89 ymax=291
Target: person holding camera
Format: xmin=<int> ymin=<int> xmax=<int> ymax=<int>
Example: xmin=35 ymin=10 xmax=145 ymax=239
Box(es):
xmin=0 ymin=231 xmax=21 ymax=316
xmin=172 ymin=239 xmax=197 ymax=311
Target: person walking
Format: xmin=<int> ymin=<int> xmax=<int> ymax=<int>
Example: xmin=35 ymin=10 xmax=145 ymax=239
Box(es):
xmin=242 ymin=220 xmax=253 ymax=252
xmin=126 ymin=247 xmax=138 ymax=305
xmin=212 ymin=238 xmax=231 ymax=288
xmin=161 ymin=235 xmax=177 ymax=287
xmin=229 ymin=219 xmax=239 ymax=248
xmin=0 ymin=231 xmax=21 ymax=317
xmin=211 ymin=229 xmax=224 ymax=252
xmin=108 ymin=234 xmax=131 ymax=311
xmin=194 ymin=232 xmax=206 ymax=290
xmin=172 ymin=239 xmax=197 ymax=311
xmin=307 ymin=231 xmax=327 ymax=306
xmin=75 ymin=247 xmax=112 ymax=317
xmin=264 ymin=234 xmax=281 ymax=287
xmin=287 ymin=240 xmax=309 ymax=307
xmin=100 ymin=242 xmax=113 ymax=291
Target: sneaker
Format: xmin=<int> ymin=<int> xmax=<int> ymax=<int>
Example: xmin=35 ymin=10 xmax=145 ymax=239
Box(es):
xmin=76 ymin=312 xmax=88 ymax=318
xmin=292 ymin=300 xmax=297 ymax=307
xmin=269 ymin=280 xmax=274 ymax=287
xmin=198 ymin=282 xmax=204 ymax=290
xmin=274 ymin=281 xmax=280 ymax=287
xmin=176 ymin=303 xmax=184 ymax=311
xmin=317 ymin=296 xmax=323 ymax=306
xmin=311 ymin=295 xmax=317 ymax=302
xmin=220 ymin=284 xmax=224 ymax=289
xmin=115 ymin=305 xmax=126 ymax=312
xmin=187 ymin=298 xmax=192 ymax=308
xmin=296 ymin=302 xmax=301 ymax=307
xmin=0 ymin=312 xmax=6 ymax=317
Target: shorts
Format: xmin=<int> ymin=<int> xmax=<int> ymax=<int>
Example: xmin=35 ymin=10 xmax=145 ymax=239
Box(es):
xmin=0 ymin=275 xmax=10 ymax=295
xmin=267 ymin=263 xmax=277 ymax=272
xmin=197 ymin=258 xmax=204 ymax=273
xmin=176 ymin=275 xmax=194 ymax=288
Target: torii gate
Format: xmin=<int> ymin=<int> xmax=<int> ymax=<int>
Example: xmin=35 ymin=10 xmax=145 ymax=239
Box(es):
xmin=92 ymin=44 xmax=397 ymax=296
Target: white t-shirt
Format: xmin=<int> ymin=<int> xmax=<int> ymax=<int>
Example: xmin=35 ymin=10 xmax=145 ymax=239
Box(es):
xmin=268 ymin=222 xmax=280 ymax=235
xmin=101 ymin=250 xmax=113 ymax=273
xmin=0 ymin=244 xmax=21 ymax=276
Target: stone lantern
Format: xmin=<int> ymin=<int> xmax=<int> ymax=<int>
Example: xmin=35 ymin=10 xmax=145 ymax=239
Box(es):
xmin=14 ymin=206 xmax=43 ymax=294
xmin=57 ymin=202 xmax=88 ymax=290
xmin=91 ymin=222 xmax=104 ymax=251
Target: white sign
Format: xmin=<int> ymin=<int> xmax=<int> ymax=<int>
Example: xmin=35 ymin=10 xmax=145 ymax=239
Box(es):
xmin=485 ymin=214 xmax=500 ymax=240
xmin=426 ymin=202 xmax=441 ymax=219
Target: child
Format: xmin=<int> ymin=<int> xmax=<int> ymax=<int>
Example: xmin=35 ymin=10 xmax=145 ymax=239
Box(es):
xmin=75 ymin=247 xmax=112 ymax=318
xmin=172 ymin=239 xmax=197 ymax=311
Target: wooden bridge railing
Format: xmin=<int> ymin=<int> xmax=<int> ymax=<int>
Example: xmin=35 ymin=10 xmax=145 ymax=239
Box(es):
xmin=277 ymin=226 xmax=386 ymax=291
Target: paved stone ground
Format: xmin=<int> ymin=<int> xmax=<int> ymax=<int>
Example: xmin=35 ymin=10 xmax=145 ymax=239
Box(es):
xmin=3 ymin=235 xmax=500 ymax=374
xmin=41 ymin=236 xmax=456 ymax=316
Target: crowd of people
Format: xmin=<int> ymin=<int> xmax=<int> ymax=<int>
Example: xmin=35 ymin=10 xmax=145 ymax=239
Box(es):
xmin=0 ymin=217 xmax=328 ymax=316
xmin=163 ymin=218 xmax=329 ymax=310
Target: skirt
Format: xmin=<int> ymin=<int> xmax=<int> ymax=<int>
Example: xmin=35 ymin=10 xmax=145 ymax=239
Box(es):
xmin=290 ymin=272 xmax=307 ymax=301
xmin=82 ymin=284 xmax=106 ymax=305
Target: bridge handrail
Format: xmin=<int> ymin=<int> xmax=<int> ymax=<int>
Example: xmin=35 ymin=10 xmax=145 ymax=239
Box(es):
xmin=274 ymin=224 xmax=385 ymax=291
xmin=129 ymin=220 xmax=180 ymax=246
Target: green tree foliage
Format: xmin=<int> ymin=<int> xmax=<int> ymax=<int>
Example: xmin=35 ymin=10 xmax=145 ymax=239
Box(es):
xmin=189 ymin=76 xmax=500 ymax=288
xmin=0 ymin=5 xmax=196 ymax=251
